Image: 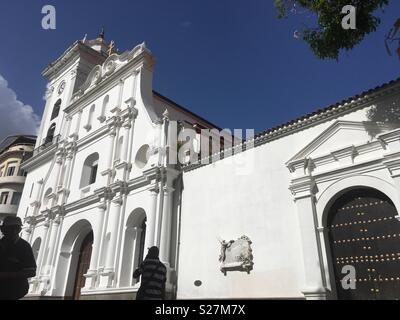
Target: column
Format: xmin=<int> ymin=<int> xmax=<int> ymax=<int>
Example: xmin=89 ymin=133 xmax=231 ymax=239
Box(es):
xmin=49 ymin=211 xmax=66 ymax=294
xmin=108 ymin=129 xmax=116 ymax=167
xmin=156 ymin=184 xmax=164 ymax=248
xmin=144 ymin=186 xmax=159 ymax=250
xmin=74 ymin=110 xmax=83 ymax=137
xmin=33 ymin=180 xmax=43 ymax=204
xmin=159 ymin=186 xmax=174 ymax=265
xmin=380 ymin=130 xmax=400 ymax=221
xmin=63 ymin=152 xmax=73 ymax=189
xmin=31 ymin=179 xmax=44 ymax=216
xmin=28 ymin=218 xmax=36 ymax=244
xmin=124 ymin=106 xmax=138 ymax=182
xmin=36 ymin=219 xmax=50 ymax=275
xmin=156 ymin=119 xmax=163 ymax=166
xmin=100 ymin=196 xmax=122 ymax=288
xmin=43 ymin=215 xmax=60 ymax=276
xmin=63 ymin=115 xmax=72 ymax=140
xmin=51 ymin=153 xmax=64 ymax=208
xmin=121 ymin=121 xmax=131 ymax=163
xmin=115 ymin=120 xmax=131 ymax=182
xmin=22 ymin=225 xmax=33 ymax=242
xmin=160 ymin=110 xmax=169 ymax=166
xmin=292 ymin=179 xmax=327 ymax=300
xmin=85 ymin=202 xmax=107 ymax=289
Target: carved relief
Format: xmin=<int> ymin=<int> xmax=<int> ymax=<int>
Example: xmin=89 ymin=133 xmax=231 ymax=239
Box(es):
xmin=218 ymin=235 xmax=254 ymax=275
xmin=72 ymin=42 xmax=148 ymax=101
xmin=57 ymin=80 xmax=66 ymax=95
xmin=103 ymin=55 xmax=118 ymax=77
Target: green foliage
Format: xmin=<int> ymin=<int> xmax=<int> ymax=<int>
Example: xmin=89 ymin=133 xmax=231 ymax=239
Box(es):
xmin=385 ymin=18 xmax=400 ymax=57
xmin=274 ymin=0 xmax=390 ymax=59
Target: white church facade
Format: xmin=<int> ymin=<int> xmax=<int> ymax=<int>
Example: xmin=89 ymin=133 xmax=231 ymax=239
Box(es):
xmin=16 ymin=34 xmax=400 ymax=300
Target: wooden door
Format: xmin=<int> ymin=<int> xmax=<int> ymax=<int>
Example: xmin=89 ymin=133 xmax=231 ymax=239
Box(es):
xmin=72 ymin=231 xmax=93 ymax=300
xmin=328 ymin=189 xmax=400 ymax=299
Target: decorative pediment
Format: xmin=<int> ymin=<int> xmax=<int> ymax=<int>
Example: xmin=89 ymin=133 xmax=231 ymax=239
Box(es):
xmin=286 ymin=120 xmax=396 ymax=175
xmin=288 ymin=121 xmax=392 ymax=164
xmin=72 ymin=42 xmax=148 ymax=101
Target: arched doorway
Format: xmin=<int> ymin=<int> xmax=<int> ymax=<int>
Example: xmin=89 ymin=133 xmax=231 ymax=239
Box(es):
xmin=72 ymin=231 xmax=93 ymax=300
xmin=327 ymin=188 xmax=400 ymax=299
xmin=119 ymin=208 xmax=147 ymax=287
xmin=54 ymin=219 xmax=93 ymax=299
xmin=31 ymin=237 xmax=41 ymax=261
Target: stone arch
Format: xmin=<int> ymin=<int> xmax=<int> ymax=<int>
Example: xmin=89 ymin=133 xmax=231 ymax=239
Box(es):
xmin=317 ymin=174 xmax=400 ymax=228
xmin=32 ymin=237 xmax=41 ymax=261
xmin=119 ymin=208 xmax=147 ymax=287
xmin=317 ymin=175 xmax=400 ymax=299
xmin=53 ymin=219 xmax=92 ymax=298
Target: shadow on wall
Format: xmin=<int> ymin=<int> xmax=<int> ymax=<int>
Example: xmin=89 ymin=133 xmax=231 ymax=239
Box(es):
xmin=364 ymin=96 xmax=400 ymax=137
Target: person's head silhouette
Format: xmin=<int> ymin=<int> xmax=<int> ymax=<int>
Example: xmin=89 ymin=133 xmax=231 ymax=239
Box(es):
xmin=147 ymin=246 xmax=159 ymax=259
xmin=1 ymin=216 xmax=23 ymax=241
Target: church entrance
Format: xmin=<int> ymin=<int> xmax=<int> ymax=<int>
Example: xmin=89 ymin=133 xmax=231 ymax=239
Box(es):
xmin=328 ymin=188 xmax=400 ymax=300
xmin=72 ymin=231 xmax=93 ymax=300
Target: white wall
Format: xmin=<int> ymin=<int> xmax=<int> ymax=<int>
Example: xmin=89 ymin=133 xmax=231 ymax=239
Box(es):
xmin=177 ymin=104 xmax=392 ymax=299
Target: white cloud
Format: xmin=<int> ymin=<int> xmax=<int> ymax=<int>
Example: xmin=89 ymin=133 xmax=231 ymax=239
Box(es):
xmin=0 ymin=74 xmax=40 ymax=140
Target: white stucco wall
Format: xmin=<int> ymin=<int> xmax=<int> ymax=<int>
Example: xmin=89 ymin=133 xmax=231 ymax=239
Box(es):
xmin=177 ymin=102 xmax=400 ymax=299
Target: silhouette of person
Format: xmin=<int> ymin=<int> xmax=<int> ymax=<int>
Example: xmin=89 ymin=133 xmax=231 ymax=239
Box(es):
xmin=0 ymin=216 xmax=36 ymax=300
xmin=133 ymin=246 xmax=167 ymax=300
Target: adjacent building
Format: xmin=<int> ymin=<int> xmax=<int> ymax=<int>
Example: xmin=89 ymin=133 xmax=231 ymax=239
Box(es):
xmin=0 ymin=135 xmax=36 ymax=222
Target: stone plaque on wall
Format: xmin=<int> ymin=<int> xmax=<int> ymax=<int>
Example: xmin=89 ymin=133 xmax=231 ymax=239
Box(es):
xmin=218 ymin=235 xmax=254 ymax=275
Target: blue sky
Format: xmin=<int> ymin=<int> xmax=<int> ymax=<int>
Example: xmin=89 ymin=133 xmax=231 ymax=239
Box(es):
xmin=0 ymin=0 xmax=399 ymax=138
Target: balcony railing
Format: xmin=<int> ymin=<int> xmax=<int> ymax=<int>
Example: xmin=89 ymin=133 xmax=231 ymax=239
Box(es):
xmin=33 ymin=135 xmax=61 ymax=156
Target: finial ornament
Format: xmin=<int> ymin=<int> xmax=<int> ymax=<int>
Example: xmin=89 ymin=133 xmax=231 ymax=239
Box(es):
xmin=163 ymin=109 xmax=169 ymax=120
xmin=99 ymin=27 xmax=105 ymax=40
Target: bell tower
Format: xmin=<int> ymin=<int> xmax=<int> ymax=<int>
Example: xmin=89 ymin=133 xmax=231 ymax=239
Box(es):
xmin=36 ymin=31 xmax=114 ymax=149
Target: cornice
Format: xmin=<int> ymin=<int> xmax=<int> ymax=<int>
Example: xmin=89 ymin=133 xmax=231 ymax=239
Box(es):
xmin=289 ymin=175 xmax=318 ymax=200
xmin=21 ymin=143 xmax=58 ymax=171
xmin=42 ymin=42 xmax=106 ymax=81
xmin=307 ymin=159 xmax=385 ymax=185
xmin=64 ymin=193 xmax=99 ymax=213
xmin=75 ymin=124 xmax=108 ymax=149
xmin=62 ymin=175 xmax=151 ymax=213
xmin=382 ymin=151 xmax=400 ymax=178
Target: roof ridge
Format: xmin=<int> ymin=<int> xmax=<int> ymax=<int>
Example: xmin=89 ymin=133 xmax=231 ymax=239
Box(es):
xmin=183 ymin=77 xmax=400 ymax=172
xmin=255 ymin=77 xmax=400 ymax=138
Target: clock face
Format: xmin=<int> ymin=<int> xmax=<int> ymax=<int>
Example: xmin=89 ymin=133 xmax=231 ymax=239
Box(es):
xmin=58 ymin=81 xmax=66 ymax=95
